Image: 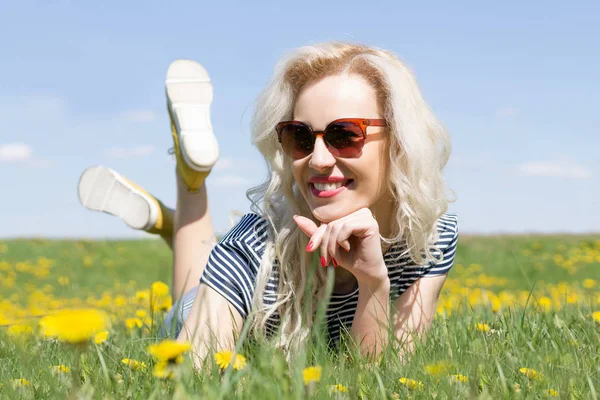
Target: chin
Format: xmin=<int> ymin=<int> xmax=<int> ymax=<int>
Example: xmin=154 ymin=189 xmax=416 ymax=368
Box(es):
xmin=310 ymin=204 xmax=351 ymax=223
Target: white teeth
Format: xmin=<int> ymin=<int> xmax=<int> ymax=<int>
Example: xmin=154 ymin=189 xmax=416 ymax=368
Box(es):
xmin=313 ymin=182 xmax=344 ymax=191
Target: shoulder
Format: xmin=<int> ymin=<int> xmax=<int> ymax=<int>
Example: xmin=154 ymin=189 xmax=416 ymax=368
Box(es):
xmin=220 ymin=212 xmax=269 ymax=243
xmin=217 ymin=212 xmax=270 ymax=263
xmin=201 ymin=213 xmax=269 ymax=318
xmin=435 ymin=213 xmax=459 ymax=249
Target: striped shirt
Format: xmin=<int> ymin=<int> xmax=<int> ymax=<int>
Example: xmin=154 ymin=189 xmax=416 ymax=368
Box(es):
xmin=199 ymin=212 xmax=459 ymax=342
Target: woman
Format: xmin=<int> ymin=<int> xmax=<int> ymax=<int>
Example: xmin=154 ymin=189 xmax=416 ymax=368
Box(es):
xmin=78 ymin=41 xmax=458 ymax=365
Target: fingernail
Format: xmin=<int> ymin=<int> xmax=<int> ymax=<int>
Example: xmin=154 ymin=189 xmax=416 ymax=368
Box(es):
xmin=320 ymin=256 xmax=326 ymax=267
xmin=332 ymin=257 xmax=338 ymax=267
xmin=306 ymin=241 xmax=313 ymax=251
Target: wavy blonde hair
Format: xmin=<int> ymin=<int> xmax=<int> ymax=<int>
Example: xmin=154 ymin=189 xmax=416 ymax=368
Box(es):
xmin=245 ymin=41 xmax=452 ymax=352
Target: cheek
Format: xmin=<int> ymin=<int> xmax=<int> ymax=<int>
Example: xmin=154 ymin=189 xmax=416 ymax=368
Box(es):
xmin=358 ymin=147 xmax=389 ymax=193
xmin=291 ymin=161 xmax=305 ymax=187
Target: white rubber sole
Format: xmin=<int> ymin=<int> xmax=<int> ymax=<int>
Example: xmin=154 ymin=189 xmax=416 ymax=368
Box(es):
xmin=166 ymin=59 xmax=219 ymax=172
xmin=78 ymin=166 xmax=158 ymax=231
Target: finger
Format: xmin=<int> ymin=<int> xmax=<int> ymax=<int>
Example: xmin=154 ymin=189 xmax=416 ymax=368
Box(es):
xmin=333 ymin=210 xmax=373 ymax=251
xmin=338 ymin=239 xmax=351 ymax=252
xmin=308 ymin=223 xmax=328 ymax=254
xmin=327 ymin=222 xmax=344 ymax=263
xmin=334 ymin=221 xmax=370 ymax=254
xmin=320 ymin=223 xmax=333 ymax=267
xmin=293 ymin=215 xmax=319 ymax=238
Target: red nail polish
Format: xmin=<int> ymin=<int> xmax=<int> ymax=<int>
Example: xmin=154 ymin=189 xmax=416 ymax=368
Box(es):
xmin=332 ymin=257 xmax=338 ymax=267
xmin=306 ymin=241 xmax=313 ymax=251
xmin=320 ymin=256 xmax=326 ymax=267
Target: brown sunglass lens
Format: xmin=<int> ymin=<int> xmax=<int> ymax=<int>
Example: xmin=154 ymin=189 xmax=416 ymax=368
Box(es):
xmin=281 ymin=123 xmax=314 ymax=158
xmin=325 ymin=122 xmax=364 ymax=156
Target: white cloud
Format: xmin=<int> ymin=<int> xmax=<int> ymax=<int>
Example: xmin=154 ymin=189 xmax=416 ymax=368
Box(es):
xmin=213 ymin=175 xmax=251 ymax=186
xmin=0 ymin=142 xmax=55 ymax=167
xmin=214 ymin=157 xmax=235 ymax=171
xmin=105 ymin=145 xmax=156 ymax=158
xmin=516 ymin=160 xmax=592 ymax=180
xmin=213 ymin=156 xmax=261 ymax=171
xmin=119 ymin=109 xmax=157 ymax=123
xmin=0 ymin=143 xmax=32 ymax=162
xmin=495 ymin=107 xmax=520 ymax=118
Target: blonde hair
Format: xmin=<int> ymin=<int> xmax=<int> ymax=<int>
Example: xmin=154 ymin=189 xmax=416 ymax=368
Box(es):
xmin=245 ymin=41 xmax=452 ymax=353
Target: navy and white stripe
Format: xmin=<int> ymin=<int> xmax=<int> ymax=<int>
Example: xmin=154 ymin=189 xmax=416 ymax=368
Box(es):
xmin=193 ymin=212 xmax=459 ymax=342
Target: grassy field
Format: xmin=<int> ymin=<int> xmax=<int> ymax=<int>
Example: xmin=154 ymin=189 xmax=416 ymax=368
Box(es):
xmin=0 ymin=235 xmax=599 ymax=399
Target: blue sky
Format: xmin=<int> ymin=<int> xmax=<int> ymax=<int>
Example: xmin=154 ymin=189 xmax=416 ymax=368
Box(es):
xmin=1 ymin=1 xmax=598 ymax=238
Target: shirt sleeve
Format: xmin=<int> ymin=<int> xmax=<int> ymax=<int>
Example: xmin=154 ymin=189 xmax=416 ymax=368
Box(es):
xmin=198 ymin=213 xmax=267 ymax=318
xmin=421 ymin=213 xmax=459 ymax=277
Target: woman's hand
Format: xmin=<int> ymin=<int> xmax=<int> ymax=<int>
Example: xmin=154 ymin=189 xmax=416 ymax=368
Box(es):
xmin=293 ymin=208 xmax=388 ymax=286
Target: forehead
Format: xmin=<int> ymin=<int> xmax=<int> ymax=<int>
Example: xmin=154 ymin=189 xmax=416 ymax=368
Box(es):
xmin=293 ymin=74 xmax=380 ymax=129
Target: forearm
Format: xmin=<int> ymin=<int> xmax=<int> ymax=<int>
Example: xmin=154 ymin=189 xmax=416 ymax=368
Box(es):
xmin=392 ymin=275 xmax=447 ymax=362
xmin=351 ymin=278 xmax=391 ymax=358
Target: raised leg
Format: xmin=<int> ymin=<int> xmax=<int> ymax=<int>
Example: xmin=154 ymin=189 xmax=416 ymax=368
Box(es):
xmin=166 ymin=58 xmax=219 ymax=302
xmin=171 ymin=173 xmax=216 ymax=302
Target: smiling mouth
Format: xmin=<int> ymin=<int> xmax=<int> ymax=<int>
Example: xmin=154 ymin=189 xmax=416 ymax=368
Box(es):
xmin=309 ymin=180 xmax=353 ymax=198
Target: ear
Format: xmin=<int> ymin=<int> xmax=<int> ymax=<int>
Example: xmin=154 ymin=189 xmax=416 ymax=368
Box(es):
xmin=293 ymin=215 xmax=318 ymax=238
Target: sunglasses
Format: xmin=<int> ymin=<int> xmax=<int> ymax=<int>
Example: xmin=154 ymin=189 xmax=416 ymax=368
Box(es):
xmin=276 ymin=118 xmax=387 ymax=159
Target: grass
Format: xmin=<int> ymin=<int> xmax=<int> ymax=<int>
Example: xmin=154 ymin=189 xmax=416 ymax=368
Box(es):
xmin=0 ymin=235 xmax=599 ymax=399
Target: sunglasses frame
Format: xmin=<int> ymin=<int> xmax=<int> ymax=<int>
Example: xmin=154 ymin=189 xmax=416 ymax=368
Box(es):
xmin=275 ymin=118 xmax=387 ymax=158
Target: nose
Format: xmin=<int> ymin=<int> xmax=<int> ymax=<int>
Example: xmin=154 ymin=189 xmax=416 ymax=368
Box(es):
xmin=308 ymin=136 xmax=336 ymax=171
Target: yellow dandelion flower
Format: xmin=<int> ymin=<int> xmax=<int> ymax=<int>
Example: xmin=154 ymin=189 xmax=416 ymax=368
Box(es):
xmin=152 ymin=361 xmax=174 ymax=379
xmin=7 ymin=324 xmax=33 ymax=337
xmin=519 ymin=367 xmax=544 ymax=381
xmin=214 ymin=349 xmax=247 ymax=371
xmin=399 ymin=377 xmax=424 ymax=390
xmin=452 ymin=374 xmax=468 ymax=383
xmin=125 ymin=317 xmax=143 ymax=330
xmin=58 ymin=276 xmax=70 ymax=286
xmin=303 ymin=366 xmax=322 ymax=385
xmin=583 ymin=279 xmax=596 ymax=289
xmin=537 ymin=296 xmax=552 ymax=311
xmin=151 ymin=281 xmax=169 ymax=297
xmin=136 ymin=309 xmax=147 ymax=318
xmin=94 ymin=330 xmax=109 ymax=344
xmin=49 ymin=365 xmax=70 ymax=374
xmin=330 ymin=384 xmax=348 ymax=393
xmin=135 ymin=290 xmax=150 ymax=302
xmin=122 ymin=358 xmax=147 ymax=371
xmin=83 ymin=256 xmax=93 ymax=267
xmin=39 ymin=308 xmax=109 ymax=344
xmin=147 ymin=339 xmax=191 ymax=363
xmin=592 ymin=311 xmax=600 ymax=322
xmin=114 ymin=295 xmax=127 ymax=307
xmin=148 ymin=283 xmax=172 ymax=311
xmin=10 ymin=378 xmax=30 ymax=388
xmin=546 ymin=388 xmax=559 ymax=397
xmin=424 ymin=361 xmax=450 ymax=376
xmin=475 ymin=323 xmax=490 ymax=332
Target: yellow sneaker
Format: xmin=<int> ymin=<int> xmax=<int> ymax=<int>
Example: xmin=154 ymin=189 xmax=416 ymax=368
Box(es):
xmin=77 ymin=166 xmax=173 ymax=235
xmin=165 ymin=59 xmax=219 ymax=192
